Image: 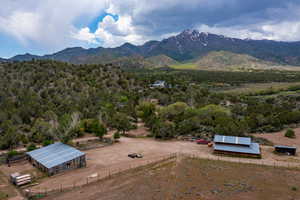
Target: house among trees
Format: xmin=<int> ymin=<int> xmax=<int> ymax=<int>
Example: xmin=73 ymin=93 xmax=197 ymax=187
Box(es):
xmin=150 ymin=80 xmax=166 ymax=88
xmin=213 ymin=135 xmax=261 ymax=158
xmin=27 ymin=142 xmax=86 ymax=176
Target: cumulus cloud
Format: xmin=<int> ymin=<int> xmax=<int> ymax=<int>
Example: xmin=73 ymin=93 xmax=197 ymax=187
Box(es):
xmin=1 ymin=0 xmax=300 ymax=56
xmin=0 ymin=0 xmax=108 ymax=51
xmin=0 ymin=11 xmax=41 ymax=44
xmin=72 ymin=0 xmax=300 ymax=48
xmin=74 ymin=14 xmax=150 ymax=47
xmin=72 ymin=27 xmax=97 ymax=44
xmin=196 ymin=20 xmax=300 ymax=42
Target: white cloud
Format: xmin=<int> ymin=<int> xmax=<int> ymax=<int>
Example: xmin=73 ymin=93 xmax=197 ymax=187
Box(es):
xmin=72 ymin=27 xmax=97 ymax=44
xmin=0 ymin=11 xmax=41 ymax=44
xmin=1 ymin=0 xmax=300 ymax=56
xmin=196 ymin=24 xmax=267 ymax=40
xmin=196 ymin=20 xmax=300 ymax=41
xmin=0 ymin=0 xmax=109 ymax=51
xmin=261 ymin=21 xmax=300 ymax=41
xmin=74 ymin=14 xmax=150 ymax=47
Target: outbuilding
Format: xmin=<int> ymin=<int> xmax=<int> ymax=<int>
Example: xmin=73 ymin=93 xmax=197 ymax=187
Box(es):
xmin=274 ymin=145 xmax=297 ymax=156
xmin=27 ymin=142 xmax=86 ymax=176
xmin=213 ymin=135 xmax=261 ymax=158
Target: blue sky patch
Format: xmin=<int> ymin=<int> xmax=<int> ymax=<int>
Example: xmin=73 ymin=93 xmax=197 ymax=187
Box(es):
xmin=88 ymin=13 xmax=119 ymax=32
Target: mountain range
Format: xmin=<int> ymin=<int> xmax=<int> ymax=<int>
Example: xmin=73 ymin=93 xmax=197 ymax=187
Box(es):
xmin=2 ymin=29 xmax=300 ymax=69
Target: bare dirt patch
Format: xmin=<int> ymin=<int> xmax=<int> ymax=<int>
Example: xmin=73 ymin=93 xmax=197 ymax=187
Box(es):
xmin=0 ymin=170 xmax=18 ymax=200
xmin=125 ymin=123 xmax=149 ymax=137
xmin=1 ymin=136 xmax=299 ymax=194
xmin=254 ymin=128 xmax=300 ymax=148
xmin=43 ymin=158 xmax=300 ymax=200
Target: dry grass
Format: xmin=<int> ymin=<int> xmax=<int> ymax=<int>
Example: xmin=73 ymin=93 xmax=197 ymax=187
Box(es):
xmin=44 ymin=158 xmax=300 ymax=200
xmin=221 ymin=82 xmax=300 ymax=95
xmin=0 ymin=170 xmax=17 ymax=200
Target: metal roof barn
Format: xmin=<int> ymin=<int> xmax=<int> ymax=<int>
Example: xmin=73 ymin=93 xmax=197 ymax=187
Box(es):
xmin=27 ymin=142 xmax=86 ymax=176
xmin=213 ymin=135 xmax=261 ymax=158
xmin=214 ymin=135 xmax=251 ymax=146
xmin=214 ymin=143 xmax=260 ymax=155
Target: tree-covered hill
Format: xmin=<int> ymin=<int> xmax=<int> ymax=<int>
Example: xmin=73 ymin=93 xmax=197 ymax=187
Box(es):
xmin=1 ymin=60 xmax=300 ymax=150
xmin=0 ymin=60 xmax=141 ymax=149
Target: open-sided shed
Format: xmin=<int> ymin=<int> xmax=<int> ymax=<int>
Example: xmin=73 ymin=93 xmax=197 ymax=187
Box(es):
xmin=274 ymin=145 xmax=296 ymax=156
xmin=27 ymin=142 xmax=86 ymax=176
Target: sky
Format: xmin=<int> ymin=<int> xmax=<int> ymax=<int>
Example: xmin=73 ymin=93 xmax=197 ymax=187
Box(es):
xmin=1 ymin=0 xmax=300 ymax=58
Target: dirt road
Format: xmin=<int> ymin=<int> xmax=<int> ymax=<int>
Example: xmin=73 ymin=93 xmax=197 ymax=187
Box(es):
xmin=1 ymin=136 xmax=299 ymax=194
xmin=15 ymin=137 xmax=299 ymax=192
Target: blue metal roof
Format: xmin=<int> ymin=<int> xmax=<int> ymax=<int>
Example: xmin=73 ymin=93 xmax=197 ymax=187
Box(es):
xmin=214 ymin=135 xmax=251 ymax=146
xmin=214 ymin=143 xmax=260 ymax=155
xmin=26 ymin=142 xmax=85 ymax=169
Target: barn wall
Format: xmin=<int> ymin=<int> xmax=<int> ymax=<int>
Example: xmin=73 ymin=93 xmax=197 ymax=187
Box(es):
xmin=29 ymin=155 xmax=86 ymax=176
xmin=214 ymin=150 xmax=261 ymax=158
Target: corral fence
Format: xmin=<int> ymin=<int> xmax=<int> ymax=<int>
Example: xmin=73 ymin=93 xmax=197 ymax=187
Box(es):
xmin=22 ymin=152 xmax=300 ymax=199
xmin=0 ymin=153 xmax=27 ymax=165
xmin=23 ymin=153 xmax=177 ymax=199
xmin=77 ymin=142 xmax=112 ymax=151
xmin=177 ymin=152 xmax=300 ymax=170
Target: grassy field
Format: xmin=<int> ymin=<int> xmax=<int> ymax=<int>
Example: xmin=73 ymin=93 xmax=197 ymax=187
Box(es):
xmin=219 ymin=82 xmax=300 ymax=95
xmin=170 ymin=63 xmax=198 ymax=70
xmin=44 ymin=158 xmax=300 ymax=200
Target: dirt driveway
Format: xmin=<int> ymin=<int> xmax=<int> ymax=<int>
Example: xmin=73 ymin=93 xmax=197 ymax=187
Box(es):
xmin=26 ymin=138 xmax=204 ymax=191
xmin=1 ymin=137 xmax=299 ymax=193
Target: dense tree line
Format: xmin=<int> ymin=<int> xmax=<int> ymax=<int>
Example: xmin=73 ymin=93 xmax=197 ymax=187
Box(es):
xmin=131 ymin=68 xmax=300 ymax=86
xmin=0 ymin=60 xmax=140 ymax=149
xmin=134 ymin=69 xmax=300 ymax=139
xmin=1 ymin=61 xmax=300 ymax=149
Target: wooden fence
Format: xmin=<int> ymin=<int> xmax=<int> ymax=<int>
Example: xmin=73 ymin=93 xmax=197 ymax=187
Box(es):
xmin=178 ymin=152 xmax=300 ymax=170
xmin=24 ymin=153 xmax=177 ymax=199
xmin=23 ymin=152 xmax=300 ymax=199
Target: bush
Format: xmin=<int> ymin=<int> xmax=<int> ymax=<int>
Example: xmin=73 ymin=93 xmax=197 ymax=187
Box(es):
xmin=285 ymin=128 xmax=296 ymax=138
xmin=114 ymin=132 xmax=121 ymax=140
xmin=27 ymin=143 xmax=37 ymax=152
xmin=42 ymin=140 xmax=54 ymax=147
xmin=291 ymin=186 xmax=298 ymax=191
xmin=7 ymin=150 xmax=19 ymax=158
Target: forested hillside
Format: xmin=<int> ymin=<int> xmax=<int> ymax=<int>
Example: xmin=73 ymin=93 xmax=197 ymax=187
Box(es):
xmin=0 ymin=60 xmax=141 ymax=149
xmin=1 ymin=60 xmax=300 ymax=150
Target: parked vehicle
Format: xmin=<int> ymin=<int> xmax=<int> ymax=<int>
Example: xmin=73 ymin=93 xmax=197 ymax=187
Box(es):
xmin=196 ymin=139 xmax=210 ymax=144
xmin=128 ymin=153 xmax=143 ymax=158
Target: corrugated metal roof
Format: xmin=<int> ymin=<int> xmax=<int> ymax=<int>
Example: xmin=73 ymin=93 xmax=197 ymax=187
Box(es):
xmin=26 ymin=142 xmax=85 ymax=169
xmin=214 ymin=135 xmax=251 ymax=146
xmin=214 ymin=143 xmax=260 ymax=155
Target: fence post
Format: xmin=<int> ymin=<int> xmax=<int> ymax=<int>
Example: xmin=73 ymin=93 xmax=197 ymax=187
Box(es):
xmin=60 ymin=184 xmax=62 ymax=192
